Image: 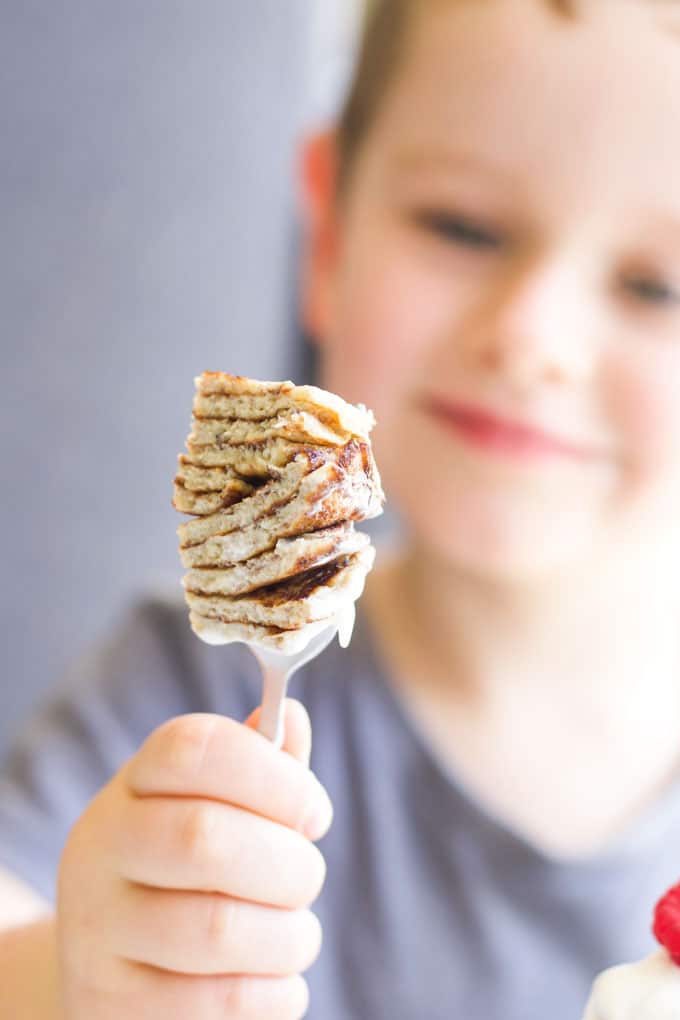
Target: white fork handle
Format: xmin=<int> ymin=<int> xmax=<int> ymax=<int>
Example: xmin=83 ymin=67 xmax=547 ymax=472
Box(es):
xmin=258 ymin=668 xmax=290 ymax=748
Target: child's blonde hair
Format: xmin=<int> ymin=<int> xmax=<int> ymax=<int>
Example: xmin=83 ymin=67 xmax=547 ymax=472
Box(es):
xmin=336 ymin=0 xmax=673 ymax=187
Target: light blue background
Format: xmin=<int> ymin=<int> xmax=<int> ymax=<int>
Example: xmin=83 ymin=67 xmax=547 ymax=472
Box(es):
xmin=0 ymin=1 xmax=315 ymax=756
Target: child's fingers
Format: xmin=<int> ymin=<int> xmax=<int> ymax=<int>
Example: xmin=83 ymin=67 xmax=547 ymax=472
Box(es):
xmin=115 ymin=797 xmax=327 ymax=910
xmin=111 ymin=884 xmax=322 ymax=977
xmin=244 ymin=699 xmax=313 ymax=767
xmin=120 ymin=965 xmax=310 ymax=1020
xmin=125 ymin=713 xmax=331 ymax=840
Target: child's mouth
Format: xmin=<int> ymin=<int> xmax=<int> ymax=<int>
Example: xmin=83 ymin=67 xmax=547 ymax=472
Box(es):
xmin=424 ymin=397 xmax=593 ymax=462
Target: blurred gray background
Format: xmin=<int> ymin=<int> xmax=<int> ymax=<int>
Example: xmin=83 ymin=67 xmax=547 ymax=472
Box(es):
xmin=0 ymin=1 xmax=362 ymax=759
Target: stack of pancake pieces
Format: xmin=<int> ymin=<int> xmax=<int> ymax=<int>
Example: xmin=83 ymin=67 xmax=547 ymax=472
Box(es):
xmin=174 ymin=373 xmax=384 ymax=653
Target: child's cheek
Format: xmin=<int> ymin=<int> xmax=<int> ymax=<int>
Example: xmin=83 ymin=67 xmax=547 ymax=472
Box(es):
xmin=602 ymin=346 xmax=680 ymax=489
xmin=327 ymin=236 xmax=451 ymax=417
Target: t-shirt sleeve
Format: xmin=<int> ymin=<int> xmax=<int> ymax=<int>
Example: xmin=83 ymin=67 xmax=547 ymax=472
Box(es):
xmin=0 ymin=595 xmax=258 ymax=903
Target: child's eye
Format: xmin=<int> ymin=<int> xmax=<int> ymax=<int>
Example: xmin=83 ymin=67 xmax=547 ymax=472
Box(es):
xmin=414 ymin=210 xmax=505 ymax=251
xmin=624 ymin=274 xmax=680 ymax=307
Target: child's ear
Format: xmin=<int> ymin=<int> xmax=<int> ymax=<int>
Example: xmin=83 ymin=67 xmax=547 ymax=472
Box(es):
xmin=299 ymin=131 xmax=341 ymax=345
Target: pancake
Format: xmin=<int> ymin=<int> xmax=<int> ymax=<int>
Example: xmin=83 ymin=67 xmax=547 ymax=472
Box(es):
xmin=175 ymin=458 xmax=256 ymax=493
xmin=189 ymin=613 xmax=340 ymax=653
xmin=179 ymin=450 xmax=333 ymax=547
xmin=185 ymin=548 xmax=374 ymax=630
xmin=178 ymin=441 xmax=382 ymax=552
xmin=189 ymin=411 xmax=349 ymax=448
xmin=173 ymin=480 xmax=255 ymax=516
xmin=184 ymin=436 xmax=307 ymax=474
xmin=174 ymin=372 xmax=384 ymax=652
xmin=183 ymin=523 xmax=369 ymax=597
xmin=194 ymin=373 xmax=375 ymax=440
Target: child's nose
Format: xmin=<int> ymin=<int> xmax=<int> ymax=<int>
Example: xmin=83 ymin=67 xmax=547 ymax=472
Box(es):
xmin=462 ymin=254 xmax=597 ymax=392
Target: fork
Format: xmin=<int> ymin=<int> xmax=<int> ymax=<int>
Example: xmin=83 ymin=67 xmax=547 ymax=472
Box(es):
xmin=249 ymin=618 xmax=348 ymax=749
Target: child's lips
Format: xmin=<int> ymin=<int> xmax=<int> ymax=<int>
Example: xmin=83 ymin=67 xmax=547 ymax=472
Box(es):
xmin=424 ymin=396 xmax=597 ymax=462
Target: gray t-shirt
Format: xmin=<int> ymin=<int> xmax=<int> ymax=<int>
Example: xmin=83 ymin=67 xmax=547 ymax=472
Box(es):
xmin=1 ymin=595 xmax=679 ymax=1019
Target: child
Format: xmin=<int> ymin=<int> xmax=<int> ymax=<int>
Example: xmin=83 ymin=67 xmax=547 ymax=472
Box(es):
xmin=3 ymin=0 xmax=680 ymax=1016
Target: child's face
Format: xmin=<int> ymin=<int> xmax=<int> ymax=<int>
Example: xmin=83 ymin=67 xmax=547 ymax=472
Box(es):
xmin=305 ymin=0 xmax=680 ymax=581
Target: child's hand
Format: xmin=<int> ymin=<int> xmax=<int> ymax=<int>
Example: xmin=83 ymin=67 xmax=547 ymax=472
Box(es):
xmin=57 ymin=700 xmax=332 ymax=1019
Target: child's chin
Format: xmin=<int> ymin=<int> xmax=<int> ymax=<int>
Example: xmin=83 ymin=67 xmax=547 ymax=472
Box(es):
xmin=412 ymin=494 xmax=596 ymax=584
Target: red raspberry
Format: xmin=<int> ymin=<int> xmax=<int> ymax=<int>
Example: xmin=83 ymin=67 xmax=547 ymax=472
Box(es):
xmin=653 ymin=883 xmax=680 ymax=966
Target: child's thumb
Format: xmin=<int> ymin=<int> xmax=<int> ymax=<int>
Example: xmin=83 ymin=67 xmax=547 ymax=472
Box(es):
xmin=245 ymin=698 xmax=313 ymax=767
